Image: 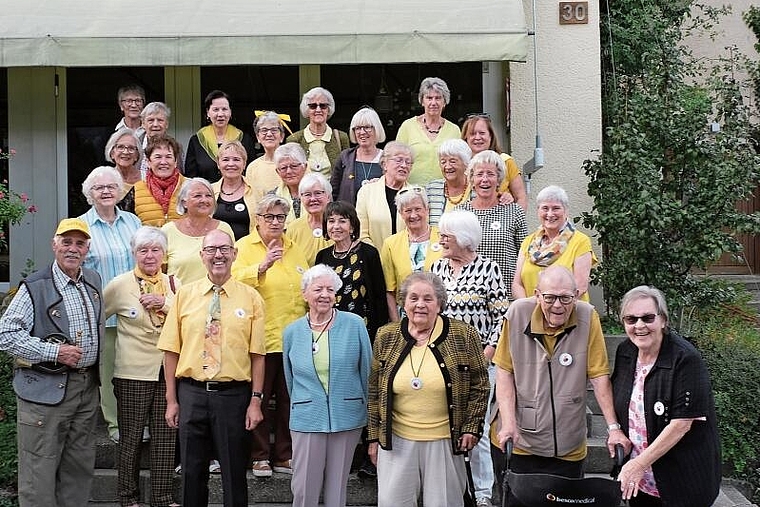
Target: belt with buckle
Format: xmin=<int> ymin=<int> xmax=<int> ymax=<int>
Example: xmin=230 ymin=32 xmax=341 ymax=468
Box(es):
xmin=71 ymin=366 xmax=94 ymax=374
xmin=182 ymin=378 xmax=250 ymax=392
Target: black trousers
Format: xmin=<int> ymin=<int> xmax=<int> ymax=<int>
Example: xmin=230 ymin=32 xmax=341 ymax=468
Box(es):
xmin=178 ymin=380 xmax=251 ymax=507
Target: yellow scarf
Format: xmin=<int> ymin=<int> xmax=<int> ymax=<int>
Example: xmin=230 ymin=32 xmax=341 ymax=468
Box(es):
xmin=134 ymin=266 xmax=166 ymax=296
xmin=197 ymin=124 xmax=244 ymax=160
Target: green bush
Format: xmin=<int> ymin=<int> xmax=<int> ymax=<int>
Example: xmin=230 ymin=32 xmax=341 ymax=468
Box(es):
xmin=0 ymin=353 xmax=17 ymax=503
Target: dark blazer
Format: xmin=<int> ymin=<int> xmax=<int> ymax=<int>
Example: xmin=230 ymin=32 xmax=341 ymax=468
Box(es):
xmin=185 ymin=131 xmax=256 ymax=181
xmin=611 ymin=330 xmax=721 ymax=507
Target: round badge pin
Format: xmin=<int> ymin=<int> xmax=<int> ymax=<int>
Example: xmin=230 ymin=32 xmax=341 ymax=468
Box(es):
xmin=128 ymin=308 xmax=138 ymax=319
xmin=490 ymin=221 xmax=501 ymax=231
xmin=410 ymin=377 xmax=423 ymax=390
xmin=234 ymin=203 xmax=246 ymax=212
xmin=312 ymin=228 xmax=323 ymax=238
xmin=653 ymin=401 xmax=665 ymax=416
xmin=559 ymin=353 xmax=573 ymax=366
xmin=312 ymin=342 xmax=320 ymax=355
xmin=235 ymin=308 xmax=246 ymax=318
xmin=431 ymin=242 xmax=441 ymax=252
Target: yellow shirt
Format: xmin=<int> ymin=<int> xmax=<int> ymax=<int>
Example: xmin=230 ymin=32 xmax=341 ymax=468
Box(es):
xmin=285 ymin=215 xmax=333 ymax=267
xmin=518 ymin=230 xmax=598 ymax=302
xmin=162 ymin=221 xmax=235 ymax=284
xmin=492 ymin=303 xmax=609 ymax=460
xmin=380 ymin=227 xmax=443 ymax=292
xmin=245 ymin=157 xmax=281 ymax=196
xmin=396 ymin=117 xmax=461 ymax=186
xmin=231 ymin=228 xmax=309 ymax=352
xmin=157 ymin=276 xmax=266 ymax=382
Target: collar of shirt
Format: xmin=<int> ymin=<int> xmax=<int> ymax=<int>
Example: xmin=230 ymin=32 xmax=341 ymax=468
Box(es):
xmin=51 ymin=261 xmax=82 ymax=290
xmin=303 ymin=124 xmax=333 ymax=143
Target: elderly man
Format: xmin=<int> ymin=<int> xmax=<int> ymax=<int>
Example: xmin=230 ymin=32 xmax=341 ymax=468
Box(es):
xmin=0 ymin=218 xmax=104 ymax=507
xmin=115 ymin=84 xmax=146 ymax=140
xmin=159 ymin=229 xmax=266 ymax=507
xmin=494 ymin=265 xmax=630 ymax=506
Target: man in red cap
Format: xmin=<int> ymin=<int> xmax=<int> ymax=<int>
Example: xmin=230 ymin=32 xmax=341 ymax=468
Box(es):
xmin=0 ymin=218 xmax=105 ymax=507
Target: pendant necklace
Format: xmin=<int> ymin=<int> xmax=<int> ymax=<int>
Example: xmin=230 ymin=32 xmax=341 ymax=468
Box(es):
xmin=308 ymin=308 xmax=335 ymax=355
xmin=220 ymin=179 xmax=244 ymax=196
xmin=357 ymin=161 xmax=374 ymax=187
xmin=409 ymin=329 xmax=434 ymax=390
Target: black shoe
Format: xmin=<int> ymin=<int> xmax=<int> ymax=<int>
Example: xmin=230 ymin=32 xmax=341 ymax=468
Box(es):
xmin=357 ymin=461 xmax=377 ymax=479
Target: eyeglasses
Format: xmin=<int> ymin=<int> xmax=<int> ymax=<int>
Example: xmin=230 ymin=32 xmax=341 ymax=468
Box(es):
xmin=120 ymin=98 xmax=144 ymax=105
xmin=622 ymin=313 xmax=659 ymax=325
xmin=389 ymin=156 xmax=413 ymax=167
xmin=115 ymin=144 xmax=138 ymax=153
xmin=276 ymin=163 xmax=304 ymax=173
xmin=257 ymin=127 xmax=281 ymax=135
xmin=300 ymin=190 xmax=327 ymax=199
xmin=397 ymin=186 xmax=424 ymax=196
xmin=307 ymin=103 xmax=329 ymax=110
xmin=466 ymin=112 xmax=492 ymax=120
xmin=540 ymin=293 xmax=575 ymax=305
xmin=257 ymin=213 xmax=287 ymax=223
xmin=202 ymin=245 xmax=233 ymax=255
xmin=352 ymin=125 xmax=375 ymax=133
xmin=93 ymin=184 xmax=119 ymax=193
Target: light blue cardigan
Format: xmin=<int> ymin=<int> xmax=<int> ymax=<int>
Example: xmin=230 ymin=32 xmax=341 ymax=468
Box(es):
xmin=283 ymin=310 xmax=372 ymax=433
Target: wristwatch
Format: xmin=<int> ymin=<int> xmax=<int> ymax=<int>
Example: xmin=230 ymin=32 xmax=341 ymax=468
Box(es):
xmin=251 ymin=391 xmax=264 ymax=400
xmin=607 ymin=423 xmax=622 ymax=434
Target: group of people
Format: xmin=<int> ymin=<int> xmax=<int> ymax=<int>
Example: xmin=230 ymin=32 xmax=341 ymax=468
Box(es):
xmin=0 ymin=77 xmax=721 ymax=507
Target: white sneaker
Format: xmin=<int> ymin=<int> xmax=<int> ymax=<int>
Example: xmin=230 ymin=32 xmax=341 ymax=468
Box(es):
xmin=475 ymin=498 xmax=492 ymax=507
xmin=209 ymin=460 xmax=221 ymax=473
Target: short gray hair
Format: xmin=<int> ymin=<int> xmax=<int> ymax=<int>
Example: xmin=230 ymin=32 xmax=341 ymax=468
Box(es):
xmin=131 ymin=226 xmax=167 ymax=254
xmin=140 ymin=101 xmax=171 ymax=121
xmin=299 ymin=172 xmax=332 ymax=196
xmin=301 ymin=264 xmax=343 ymax=292
xmin=82 ymin=166 xmax=124 ymax=206
xmin=395 ymin=186 xmax=429 ymax=211
xmin=620 ymin=286 xmax=670 ymax=326
xmin=254 ymin=111 xmax=286 ymax=135
xmin=274 ymin=143 xmax=307 ymax=167
xmin=438 ymin=139 xmax=472 ymax=167
xmin=380 ymin=141 xmax=413 ymax=166
xmin=256 ymin=193 xmax=291 ymax=215
xmin=398 ymin=272 xmax=447 ymax=311
xmin=438 ymin=210 xmax=481 ymax=252
xmin=536 ymin=185 xmax=570 ymax=211
xmin=468 ymin=150 xmax=505 ymax=184
xmin=105 ymin=128 xmax=144 ymax=168
xmin=177 ymin=178 xmax=215 ymax=215
xmin=349 ymin=107 xmax=386 ymax=143
xmin=418 ymin=77 xmax=451 ymax=106
xmin=299 ymin=87 xmax=336 ymax=119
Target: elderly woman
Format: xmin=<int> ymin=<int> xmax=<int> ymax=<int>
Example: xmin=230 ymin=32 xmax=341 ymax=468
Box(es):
xmin=283 ymin=264 xmax=372 ymax=507
xmin=271 ymin=142 xmax=310 ymax=225
xmin=426 ymin=139 xmax=472 ymax=227
xmin=512 ymin=185 xmax=597 ymax=302
xmin=315 ymin=201 xmax=389 ymax=341
xmin=380 ymin=186 xmax=442 ymax=321
xmin=79 ymin=165 xmax=142 ymax=443
xmin=185 ymin=90 xmax=256 ymax=182
xmin=162 ymin=178 xmax=234 ymax=284
xmin=612 ymin=286 xmax=721 ymax=507
xmin=134 ymin=134 xmax=186 ymax=226
xmin=331 ymin=107 xmax=386 ymax=205
xmin=462 ymin=114 xmax=527 ymax=210
xmin=355 ymin=141 xmax=413 ymax=248
xmin=431 ymin=209 xmax=509 ymax=507
xmin=139 ymin=102 xmax=181 ymax=177
xmin=232 ymin=193 xmax=309 ymax=477
xmin=396 ymin=77 xmax=462 ymax=186
xmin=247 ymin=111 xmax=288 ymax=195
xmin=105 ymin=128 xmax=143 ymax=213
xmin=285 ymin=173 xmax=333 ymax=266
xmin=286 ymin=87 xmax=349 ymax=176
xmin=457 ymin=150 xmax=527 ymax=300
xmin=368 ymin=272 xmax=489 ymax=507
xmin=212 ymin=140 xmax=260 ymax=240
xmin=104 ymin=226 xmax=180 ymax=507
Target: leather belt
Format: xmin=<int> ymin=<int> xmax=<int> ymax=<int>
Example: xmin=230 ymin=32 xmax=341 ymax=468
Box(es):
xmin=181 ymin=378 xmax=249 ymax=392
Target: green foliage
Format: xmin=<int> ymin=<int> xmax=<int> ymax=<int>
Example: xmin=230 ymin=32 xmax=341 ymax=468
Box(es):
xmin=587 ymin=2 xmax=760 ymax=320
xmin=0 ymin=353 xmax=16 ymax=497
xmin=689 ymin=306 xmax=760 ymax=501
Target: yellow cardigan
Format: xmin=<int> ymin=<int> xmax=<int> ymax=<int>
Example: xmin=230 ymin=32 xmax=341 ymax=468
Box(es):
xmin=355 ymin=176 xmax=409 ymax=248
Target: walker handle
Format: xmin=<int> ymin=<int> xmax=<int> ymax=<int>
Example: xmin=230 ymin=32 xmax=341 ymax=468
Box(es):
xmin=611 ymin=443 xmax=625 ymax=479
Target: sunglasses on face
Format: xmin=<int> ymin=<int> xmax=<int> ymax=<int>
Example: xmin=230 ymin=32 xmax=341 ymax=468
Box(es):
xmin=307 ymin=103 xmax=329 ymax=110
xmin=622 ymin=313 xmax=659 ymax=325
xmin=466 ymin=112 xmax=491 ymax=120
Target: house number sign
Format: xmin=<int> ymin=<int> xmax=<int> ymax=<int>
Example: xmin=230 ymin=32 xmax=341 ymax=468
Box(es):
xmin=559 ymin=2 xmax=588 ymax=24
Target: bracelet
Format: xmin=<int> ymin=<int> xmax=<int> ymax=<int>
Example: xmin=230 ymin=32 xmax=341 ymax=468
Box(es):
xmin=607 ymin=422 xmax=622 ymax=434
xmin=251 ymin=391 xmax=264 ymax=400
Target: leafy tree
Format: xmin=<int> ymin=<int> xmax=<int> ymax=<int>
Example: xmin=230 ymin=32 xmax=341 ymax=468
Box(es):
xmin=584 ymin=1 xmax=760 ymax=322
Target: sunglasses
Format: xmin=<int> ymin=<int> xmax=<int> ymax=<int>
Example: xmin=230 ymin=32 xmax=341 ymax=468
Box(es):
xmin=622 ymin=313 xmax=659 ymax=325
xmin=397 ymin=186 xmax=425 ymax=196
xmin=307 ymin=103 xmax=329 ymax=110
xmin=466 ymin=112 xmax=491 ymax=120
